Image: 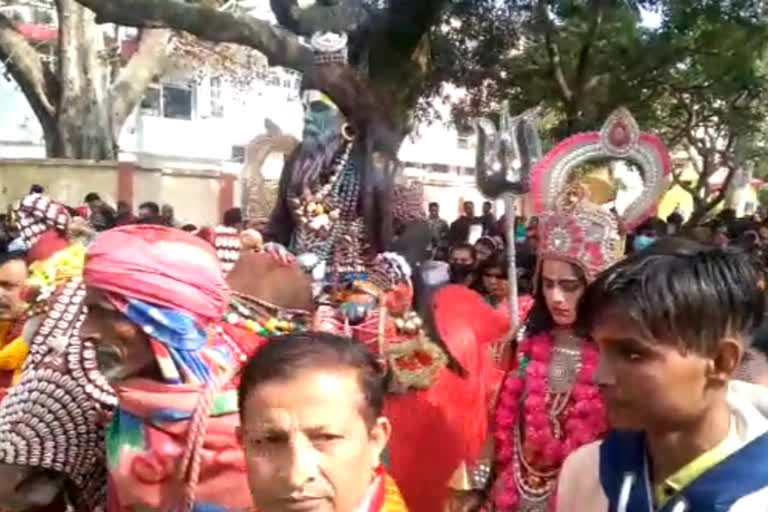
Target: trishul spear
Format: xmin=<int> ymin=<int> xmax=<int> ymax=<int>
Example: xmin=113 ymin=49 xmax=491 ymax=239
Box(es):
xmin=475 ymin=102 xmax=542 ymax=338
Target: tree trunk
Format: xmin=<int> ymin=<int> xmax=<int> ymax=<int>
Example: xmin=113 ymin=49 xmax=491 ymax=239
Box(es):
xmin=54 ymin=0 xmax=115 ymax=160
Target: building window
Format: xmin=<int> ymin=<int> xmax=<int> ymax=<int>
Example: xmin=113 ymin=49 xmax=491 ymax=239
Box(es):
xmin=140 ymin=86 xmax=161 ymax=116
xmin=231 ymin=145 xmax=246 ymax=163
xmin=210 ymin=77 xmax=224 ymax=118
xmin=267 ymin=72 xmax=280 ymax=86
xmin=457 ymin=134 xmax=471 ymax=149
xmin=431 ymin=164 xmax=449 ymax=173
xmin=163 ymin=83 xmax=193 ymax=119
xmin=141 ymin=81 xmax=195 ymax=120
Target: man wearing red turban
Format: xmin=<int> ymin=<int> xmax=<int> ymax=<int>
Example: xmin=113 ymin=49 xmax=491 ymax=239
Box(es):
xmin=80 ymin=224 xmax=252 ymax=512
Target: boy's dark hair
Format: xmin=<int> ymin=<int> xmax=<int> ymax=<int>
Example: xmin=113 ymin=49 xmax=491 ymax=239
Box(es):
xmin=138 ymin=202 xmax=160 ymax=216
xmin=223 ymin=207 xmax=243 ymax=228
xmin=584 ymin=238 xmax=765 ymax=355
xmin=237 ymin=332 xmax=386 ymax=428
xmin=0 ymin=251 xmax=26 ymax=266
xmin=83 ymin=192 xmax=101 ymax=203
xmin=29 ymin=184 xmax=44 ymax=194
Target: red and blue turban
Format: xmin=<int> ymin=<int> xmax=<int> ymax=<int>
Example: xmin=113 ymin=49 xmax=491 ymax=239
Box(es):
xmin=83 ymin=225 xmax=232 ymax=385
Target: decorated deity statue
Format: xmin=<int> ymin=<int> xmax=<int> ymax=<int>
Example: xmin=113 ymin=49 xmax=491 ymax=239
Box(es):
xmin=484 ymin=108 xmax=671 ymax=511
xmin=263 ymin=32 xmax=424 ymax=294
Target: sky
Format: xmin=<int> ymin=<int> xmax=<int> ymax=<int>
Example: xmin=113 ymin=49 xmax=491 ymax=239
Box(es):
xmin=640 ymin=6 xmax=662 ymax=29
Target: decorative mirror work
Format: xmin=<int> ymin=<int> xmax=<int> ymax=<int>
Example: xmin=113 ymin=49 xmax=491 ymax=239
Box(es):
xmin=531 ymin=107 xmax=670 ymax=231
xmin=530 ymin=108 xmax=671 ymax=280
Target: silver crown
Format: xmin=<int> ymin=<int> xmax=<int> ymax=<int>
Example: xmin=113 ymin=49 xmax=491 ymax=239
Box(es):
xmin=310 ymin=31 xmax=348 ymax=65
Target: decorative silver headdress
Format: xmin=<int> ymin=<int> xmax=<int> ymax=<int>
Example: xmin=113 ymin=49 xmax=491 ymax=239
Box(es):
xmin=310 ymin=32 xmax=349 ymax=65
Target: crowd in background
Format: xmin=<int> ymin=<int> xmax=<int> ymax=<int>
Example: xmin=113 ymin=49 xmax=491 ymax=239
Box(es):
xmin=425 ymin=198 xmax=768 ymax=310
xmin=5 ymin=185 xmax=768 ymax=305
xmin=0 ymin=184 xmax=247 ymax=252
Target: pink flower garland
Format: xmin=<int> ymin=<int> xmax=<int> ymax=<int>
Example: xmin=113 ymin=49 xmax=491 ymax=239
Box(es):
xmin=491 ymin=332 xmax=607 ymax=511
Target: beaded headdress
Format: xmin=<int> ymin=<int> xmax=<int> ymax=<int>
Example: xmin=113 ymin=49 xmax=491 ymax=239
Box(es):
xmin=11 ymin=194 xmax=70 ymax=249
xmin=198 ymin=225 xmax=241 ymax=276
xmin=0 ymin=277 xmax=116 ymax=511
xmin=530 ymin=108 xmax=670 ymax=280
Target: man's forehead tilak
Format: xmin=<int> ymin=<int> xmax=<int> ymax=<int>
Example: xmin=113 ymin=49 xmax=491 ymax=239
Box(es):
xmin=302 ymin=90 xmax=341 ymax=111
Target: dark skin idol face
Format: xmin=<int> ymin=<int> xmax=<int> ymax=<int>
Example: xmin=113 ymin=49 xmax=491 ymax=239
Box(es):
xmin=302 ymin=90 xmax=346 ymax=150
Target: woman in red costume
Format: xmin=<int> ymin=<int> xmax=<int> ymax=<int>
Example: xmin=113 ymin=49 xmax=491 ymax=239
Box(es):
xmin=485 ymin=108 xmax=671 ymax=511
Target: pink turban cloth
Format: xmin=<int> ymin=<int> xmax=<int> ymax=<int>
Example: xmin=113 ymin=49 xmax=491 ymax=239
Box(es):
xmin=83 ymin=225 xmax=229 ymax=323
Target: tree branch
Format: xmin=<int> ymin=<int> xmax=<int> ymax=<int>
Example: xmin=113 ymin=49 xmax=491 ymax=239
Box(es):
xmin=705 ymin=160 xmax=738 ymax=211
xmin=383 ymin=0 xmax=449 ymax=50
xmin=574 ymin=0 xmax=603 ymax=95
xmin=0 ymin=11 xmax=58 ymax=134
xmin=73 ymin=0 xmax=312 ymax=71
xmin=269 ymin=0 xmax=300 ymax=33
xmin=110 ymin=28 xmax=171 ymax=140
xmin=536 ymin=0 xmax=572 ymax=101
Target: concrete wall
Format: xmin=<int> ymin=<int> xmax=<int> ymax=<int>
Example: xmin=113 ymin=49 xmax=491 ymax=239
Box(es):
xmin=0 ymin=159 xmax=118 ymax=209
xmin=0 ymin=158 xmax=234 ymax=227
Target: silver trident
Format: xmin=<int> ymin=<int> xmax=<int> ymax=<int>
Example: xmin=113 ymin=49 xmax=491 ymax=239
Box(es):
xmin=475 ymin=102 xmax=542 ymax=341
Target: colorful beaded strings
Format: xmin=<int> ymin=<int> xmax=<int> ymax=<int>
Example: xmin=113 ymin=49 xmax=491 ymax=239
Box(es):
xmin=224 ymin=291 xmax=310 ymax=337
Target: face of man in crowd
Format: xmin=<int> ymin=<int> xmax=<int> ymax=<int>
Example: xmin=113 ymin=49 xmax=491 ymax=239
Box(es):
xmin=448 ymin=248 xmax=475 ymax=285
xmin=80 ymin=289 xmax=155 ymax=382
xmin=474 ymin=242 xmax=494 ymax=265
xmin=428 ymin=204 xmax=439 ymax=219
xmin=161 ymin=205 xmax=174 ymax=221
xmin=138 ymin=207 xmax=155 ymax=220
xmin=463 ymin=202 xmax=475 ymax=218
xmin=238 ymin=368 xmax=390 ymax=512
xmin=592 ymin=306 xmax=738 ymax=433
xmin=759 ymin=225 xmax=768 ymax=243
xmin=0 ymin=259 xmax=27 ymax=321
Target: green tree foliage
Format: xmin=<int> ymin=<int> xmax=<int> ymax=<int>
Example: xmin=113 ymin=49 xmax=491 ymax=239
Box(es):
xmin=430 ymin=0 xmax=768 ymax=224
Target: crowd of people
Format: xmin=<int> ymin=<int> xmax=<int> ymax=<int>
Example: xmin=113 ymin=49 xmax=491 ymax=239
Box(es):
xmin=1 ymin=30 xmax=768 ymax=512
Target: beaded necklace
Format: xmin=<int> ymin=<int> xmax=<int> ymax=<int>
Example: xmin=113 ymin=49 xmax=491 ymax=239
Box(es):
xmin=289 ymin=141 xmax=366 ymax=276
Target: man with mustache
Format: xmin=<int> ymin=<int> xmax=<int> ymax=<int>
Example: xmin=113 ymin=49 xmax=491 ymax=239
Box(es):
xmin=80 ymin=224 xmax=256 ymax=512
xmin=238 ymin=331 xmax=407 ymax=512
xmin=0 ymin=251 xmax=28 ymax=401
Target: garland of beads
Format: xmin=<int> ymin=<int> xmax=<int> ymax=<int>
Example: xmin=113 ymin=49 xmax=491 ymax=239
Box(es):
xmin=491 ymin=332 xmax=606 ymax=511
xmin=290 ymin=141 xmax=358 ymax=267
